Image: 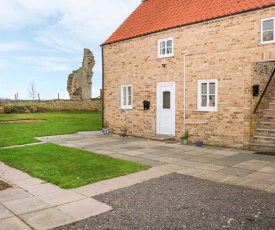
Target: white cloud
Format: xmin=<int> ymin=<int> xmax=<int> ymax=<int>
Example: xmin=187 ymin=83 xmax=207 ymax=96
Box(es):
xmin=0 ymin=41 xmax=29 ymax=51
xmin=16 ymin=55 xmax=75 ymax=72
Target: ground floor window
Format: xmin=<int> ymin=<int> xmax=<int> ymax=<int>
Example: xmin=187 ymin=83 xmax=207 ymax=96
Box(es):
xmin=121 ymin=84 xmax=133 ymax=109
xmin=197 ymin=79 xmax=218 ymax=111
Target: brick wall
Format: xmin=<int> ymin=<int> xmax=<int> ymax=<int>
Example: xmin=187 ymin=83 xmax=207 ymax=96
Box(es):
xmin=103 ymin=6 xmax=275 ymax=148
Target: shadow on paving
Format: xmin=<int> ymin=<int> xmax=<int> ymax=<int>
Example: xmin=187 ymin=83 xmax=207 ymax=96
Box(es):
xmin=55 ymin=173 xmax=275 ymax=230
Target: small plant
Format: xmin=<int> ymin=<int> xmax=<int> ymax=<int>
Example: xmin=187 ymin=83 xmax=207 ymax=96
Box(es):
xmin=180 ymin=130 xmax=190 ymax=140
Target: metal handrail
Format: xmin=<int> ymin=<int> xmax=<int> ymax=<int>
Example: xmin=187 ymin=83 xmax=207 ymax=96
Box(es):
xmin=253 ymin=67 xmax=275 ymax=114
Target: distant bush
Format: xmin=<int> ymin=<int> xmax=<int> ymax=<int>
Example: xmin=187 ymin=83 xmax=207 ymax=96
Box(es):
xmin=2 ymin=100 xmax=102 ymax=114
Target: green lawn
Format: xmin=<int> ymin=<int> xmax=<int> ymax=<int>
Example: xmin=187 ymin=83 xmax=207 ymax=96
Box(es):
xmin=0 ymin=143 xmax=149 ymax=188
xmin=0 ymin=111 xmax=102 ymax=147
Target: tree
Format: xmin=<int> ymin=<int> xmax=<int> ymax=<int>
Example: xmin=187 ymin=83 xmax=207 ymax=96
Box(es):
xmin=28 ymin=81 xmax=37 ymax=100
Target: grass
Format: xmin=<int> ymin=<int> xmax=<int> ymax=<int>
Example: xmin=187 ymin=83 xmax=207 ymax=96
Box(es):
xmin=0 ymin=111 xmax=102 ymax=147
xmin=0 ymin=143 xmax=149 ymax=188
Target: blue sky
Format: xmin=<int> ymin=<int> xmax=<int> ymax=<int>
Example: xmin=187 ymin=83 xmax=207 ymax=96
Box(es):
xmin=0 ymin=0 xmax=140 ymax=100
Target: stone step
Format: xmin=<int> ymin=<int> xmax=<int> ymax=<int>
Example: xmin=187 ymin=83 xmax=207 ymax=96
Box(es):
xmin=269 ymin=103 xmax=275 ymax=109
xmin=249 ymin=142 xmax=275 ymax=152
xmin=253 ymin=135 xmax=275 ymax=139
xmin=257 ymin=127 xmax=275 ymax=132
xmin=253 ymin=135 xmax=275 ymax=145
xmin=265 ymin=108 xmax=275 ymax=114
xmin=262 ymin=115 xmax=275 ymax=122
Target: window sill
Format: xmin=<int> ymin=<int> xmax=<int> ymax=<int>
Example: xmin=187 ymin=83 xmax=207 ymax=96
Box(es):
xmin=195 ymin=109 xmax=218 ymax=112
xmin=260 ymin=40 xmax=275 ymax=45
xmin=157 ymin=55 xmax=174 ymax=59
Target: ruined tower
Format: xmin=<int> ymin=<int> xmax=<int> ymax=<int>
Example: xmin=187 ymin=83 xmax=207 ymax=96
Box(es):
xmin=67 ymin=48 xmax=95 ymax=100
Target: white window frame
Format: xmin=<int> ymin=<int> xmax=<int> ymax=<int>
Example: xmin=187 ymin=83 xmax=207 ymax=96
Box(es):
xmin=158 ymin=37 xmax=174 ymax=58
xmin=121 ymin=84 xmax=133 ymax=109
xmin=261 ymin=17 xmax=275 ymax=44
xmin=197 ymin=79 xmax=218 ymax=112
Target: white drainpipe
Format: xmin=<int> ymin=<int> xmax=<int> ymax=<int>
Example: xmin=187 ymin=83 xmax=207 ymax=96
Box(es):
xmin=183 ymin=51 xmax=202 ymax=133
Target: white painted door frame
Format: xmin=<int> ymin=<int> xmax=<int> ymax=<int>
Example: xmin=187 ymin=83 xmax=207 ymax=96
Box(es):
xmin=156 ymin=81 xmax=176 ymax=136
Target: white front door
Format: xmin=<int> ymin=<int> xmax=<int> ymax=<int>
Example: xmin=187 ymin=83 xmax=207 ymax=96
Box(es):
xmin=156 ymin=82 xmax=175 ymax=135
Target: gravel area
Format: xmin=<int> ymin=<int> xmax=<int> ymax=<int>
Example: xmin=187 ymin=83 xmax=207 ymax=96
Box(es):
xmin=56 ymin=173 xmax=275 ymax=230
xmin=0 ymin=179 xmax=11 ymax=191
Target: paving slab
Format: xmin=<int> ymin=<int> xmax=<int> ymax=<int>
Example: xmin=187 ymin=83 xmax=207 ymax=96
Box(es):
xmin=259 ymin=166 xmax=275 ymax=174
xmin=265 ymin=184 xmax=275 ymax=193
xmin=0 ymin=188 xmax=32 ymax=203
xmin=155 ymin=156 xmax=182 ymax=163
xmin=20 ymin=207 xmax=75 ymax=230
xmin=25 ymin=183 xmax=63 ymax=196
xmin=219 ymin=167 xmax=255 ymax=177
xmin=138 ymin=153 xmax=163 ymax=160
xmin=57 ymin=198 xmax=112 ymax=221
xmin=175 ymin=160 xmax=226 ymax=172
xmin=100 ymin=175 xmax=141 ymax=189
xmin=126 ymin=170 xmax=162 ymax=181
xmin=1 ymin=170 xmax=31 ymax=181
xmin=233 ymin=159 xmax=271 ymax=171
xmin=241 ymin=178 xmax=274 ymax=190
xmin=153 ymin=163 xmax=186 ymax=172
xmin=188 ymin=155 xmax=214 ymax=163
xmin=72 ymin=182 xmax=116 ymax=197
xmin=200 ymin=171 xmax=236 ymax=182
xmin=177 ymin=166 xmax=208 ymax=177
xmin=146 ymin=168 xmax=171 ymax=176
xmin=2 ymin=196 xmax=52 ymax=215
xmin=10 ymin=177 xmax=45 ymax=189
xmin=0 ymin=204 xmax=14 ymax=220
xmin=213 ymin=150 xmax=240 ymax=156
xmin=0 ymin=217 xmax=32 ymax=230
xmin=246 ymin=172 xmax=275 ymax=182
xmin=137 ymin=159 xmax=166 ymax=167
xmin=38 ymin=190 xmax=86 ymax=206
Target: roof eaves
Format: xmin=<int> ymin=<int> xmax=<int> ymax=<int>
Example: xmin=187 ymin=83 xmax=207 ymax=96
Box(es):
xmin=101 ymin=3 xmax=275 ymax=47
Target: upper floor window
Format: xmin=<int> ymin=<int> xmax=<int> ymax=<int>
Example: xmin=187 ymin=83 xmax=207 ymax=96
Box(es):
xmin=121 ymin=84 xmax=133 ymax=109
xmin=197 ymin=79 xmax=218 ymax=112
xmin=158 ymin=37 xmax=174 ymax=58
xmin=261 ymin=17 xmax=275 ymax=44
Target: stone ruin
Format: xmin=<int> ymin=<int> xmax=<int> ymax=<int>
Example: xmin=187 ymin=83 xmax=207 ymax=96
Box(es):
xmin=67 ymin=48 xmax=95 ymax=100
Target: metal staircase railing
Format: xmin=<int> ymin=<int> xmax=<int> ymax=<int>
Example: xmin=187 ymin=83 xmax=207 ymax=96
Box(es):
xmin=253 ymin=67 xmax=275 ymax=114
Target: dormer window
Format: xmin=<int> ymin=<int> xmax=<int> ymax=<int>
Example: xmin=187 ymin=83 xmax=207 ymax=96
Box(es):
xmin=158 ymin=37 xmax=174 ymax=58
xmin=261 ymin=17 xmax=275 ymax=44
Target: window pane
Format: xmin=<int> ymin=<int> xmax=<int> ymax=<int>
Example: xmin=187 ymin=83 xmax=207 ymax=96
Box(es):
xmin=163 ymin=91 xmax=170 ymax=109
xmin=123 ymin=87 xmax=127 ymax=105
xmin=167 ymin=40 xmax=172 ymax=47
xmin=128 ymin=86 xmax=132 ymax=105
xmin=263 ymin=31 xmax=274 ymax=42
xmin=160 ymin=41 xmax=165 ymax=54
xmin=209 ymin=95 xmax=215 ymax=107
xmin=201 ymin=83 xmax=207 ymax=94
xmin=263 ymin=19 xmax=274 ymax=31
xmin=209 ymin=83 xmax=215 ymax=94
xmin=201 ymin=95 xmax=207 ymax=107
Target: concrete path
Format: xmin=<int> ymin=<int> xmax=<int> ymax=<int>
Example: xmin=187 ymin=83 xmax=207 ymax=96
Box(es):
xmin=0 ymin=131 xmax=274 ymax=229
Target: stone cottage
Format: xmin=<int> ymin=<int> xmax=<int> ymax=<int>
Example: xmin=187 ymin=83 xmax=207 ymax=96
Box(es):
xmin=101 ymin=0 xmax=275 ymax=151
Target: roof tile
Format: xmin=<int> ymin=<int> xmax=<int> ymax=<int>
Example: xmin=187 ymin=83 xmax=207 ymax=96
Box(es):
xmin=103 ymin=0 xmax=275 ymax=45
